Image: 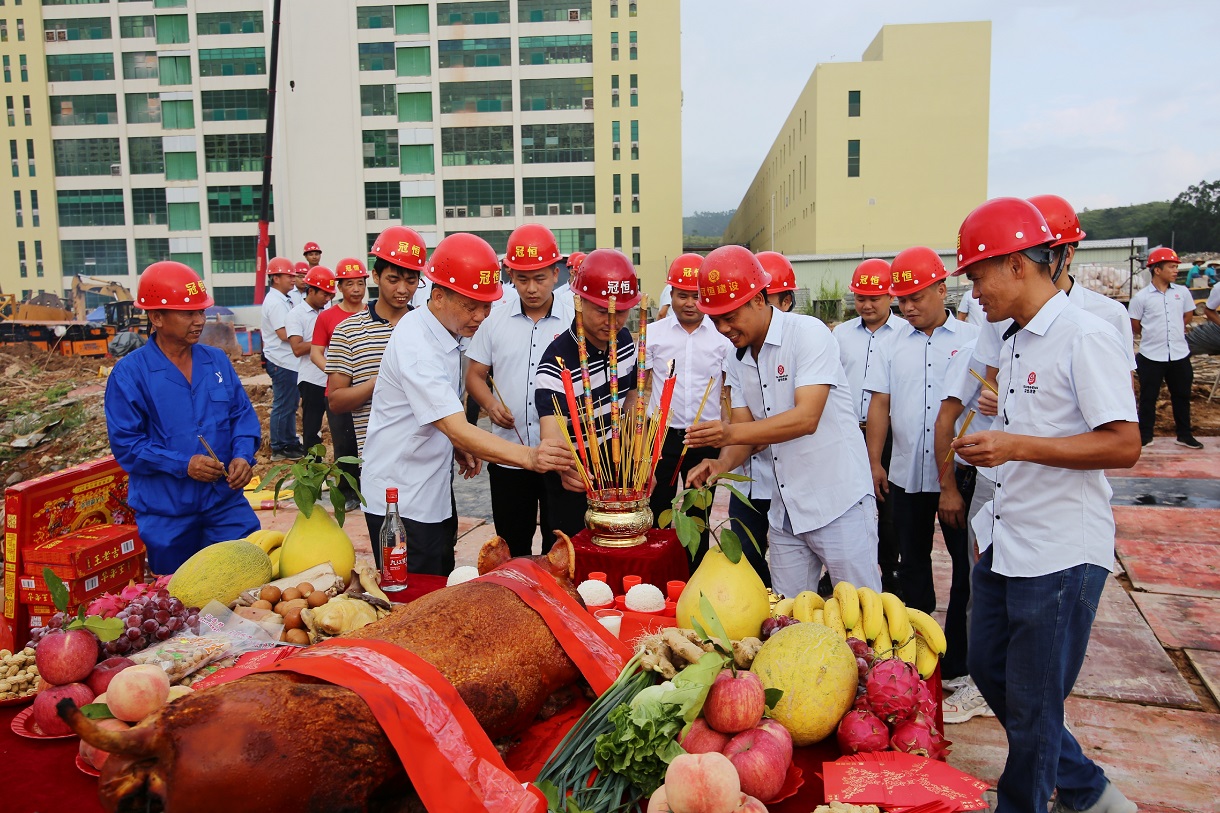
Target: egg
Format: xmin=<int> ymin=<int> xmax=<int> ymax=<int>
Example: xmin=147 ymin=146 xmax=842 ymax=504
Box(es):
xmin=296 ymin=582 xmax=315 ymax=598
xmin=283 ymin=608 xmax=304 ymax=630
xmin=259 ymin=586 xmax=282 ymax=604
xmin=281 ymin=587 xmax=302 ymax=602
xmin=251 ymin=600 xmax=273 ymax=611
xmin=285 ymin=629 xmax=310 ymax=646
xmin=306 ymin=591 xmax=328 ymax=608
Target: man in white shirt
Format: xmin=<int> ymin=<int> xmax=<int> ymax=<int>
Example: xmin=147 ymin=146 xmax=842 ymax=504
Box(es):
xmin=757 ymin=252 xmax=798 ymax=313
xmin=466 ymin=224 xmax=573 ymax=556
xmin=685 ymin=245 xmax=881 ymax=596
xmin=1129 ymin=246 xmax=1201 ymax=448
xmin=1187 ymin=277 xmax=1220 ymax=355
xmin=362 ymin=233 xmax=572 ymax=576
xmin=956 ymin=286 xmax=987 ymax=326
xmin=864 ymin=247 xmax=978 ymax=677
xmin=288 ymin=262 xmax=308 ymax=307
xmin=285 ymin=266 xmax=336 ymax=453
xmin=834 ymin=259 xmax=906 ymax=593
xmin=260 ymin=256 xmax=304 ymax=460
xmin=954 ymin=197 xmax=1140 ymax=813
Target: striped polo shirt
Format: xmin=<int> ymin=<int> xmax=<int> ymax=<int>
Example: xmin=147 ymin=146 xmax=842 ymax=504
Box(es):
xmin=325 ymin=302 xmax=399 ymax=452
xmin=535 ymin=323 xmax=638 ymax=444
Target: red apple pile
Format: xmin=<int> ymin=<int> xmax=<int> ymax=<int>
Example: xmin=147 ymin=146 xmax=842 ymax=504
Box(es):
xmin=29 ymin=629 xmax=103 ymax=736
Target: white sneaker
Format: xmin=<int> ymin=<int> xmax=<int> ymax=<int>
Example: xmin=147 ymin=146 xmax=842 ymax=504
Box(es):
xmin=942 ymin=675 xmax=971 ymax=693
xmin=942 ymin=681 xmax=995 ymax=724
xmin=1050 ymin=782 xmax=1137 ymax=813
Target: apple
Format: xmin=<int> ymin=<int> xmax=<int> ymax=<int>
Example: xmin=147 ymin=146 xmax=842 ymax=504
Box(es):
xmin=106 ymin=664 xmax=170 ymax=723
xmin=735 ymin=794 xmax=770 ymax=812
xmin=754 ymin=719 xmax=794 ymax=765
xmin=664 ymin=752 xmax=741 ymax=813
xmin=723 ymin=728 xmax=788 ymax=802
xmin=679 ymin=718 xmax=732 ymax=755
xmin=32 ymin=681 xmax=94 ymax=736
xmin=86 ymin=656 xmax=136 ymax=696
xmin=703 ymin=670 xmax=766 ymax=734
xmin=79 ymin=718 xmax=130 ymax=770
xmin=35 ymin=628 xmax=99 ymax=685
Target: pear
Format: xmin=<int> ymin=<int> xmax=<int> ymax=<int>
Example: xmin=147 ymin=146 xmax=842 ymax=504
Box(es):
xmin=676 ymin=546 xmax=770 ymax=641
xmin=278 ymin=508 xmax=356 ymax=587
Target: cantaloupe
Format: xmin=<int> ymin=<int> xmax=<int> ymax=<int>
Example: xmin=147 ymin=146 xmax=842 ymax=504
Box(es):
xmin=277 ymin=507 xmax=356 ymax=587
xmin=168 ymin=540 xmax=273 ymax=609
xmin=750 ymin=622 xmax=858 ymax=745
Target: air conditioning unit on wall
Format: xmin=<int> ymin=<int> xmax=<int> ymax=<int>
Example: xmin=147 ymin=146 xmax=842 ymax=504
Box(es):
xmin=44 ymin=31 xmax=57 ymax=43
xmin=572 ymin=203 xmax=584 ymax=215
xmin=110 ymin=163 xmax=122 ymax=176
xmin=366 ymin=208 xmax=378 ymax=220
xmin=547 ymin=204 xmax=560 ymax=216
xmin=568 ymin=9 xmax=580 ymax=22
xmin=582 ymin=97 xmax=594 ymax=110
xmin=523 ymin=204 xmax=535 ymax=216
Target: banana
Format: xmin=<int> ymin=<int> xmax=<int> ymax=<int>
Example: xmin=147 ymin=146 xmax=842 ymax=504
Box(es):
xmin=823 ymin=597 xmax=846 ymax=639
xmin=880 ymin=591 xmax=913 ymax=646
xmin=774 ymin=597 xmax=796 ymax=618
xmin=906 ymin=608 xmax=947 ymax=655
xmin=874 ymin=623 xmax=893 ymax=659
xmin=269 ymin=548 xmax=282 ymax=580
xmin=914 ymin=635 xmax=939 ymax=679
xmin=896 ymin=635 xmax=918 ymax=665
xmin=857 ymin=586 xmax=884 ymax=642
xmin=792 ymin=590 xmax=824 ymax=622
xmin=811 ymin=609 xmax=824 ymax=626
xmin=833 ymin=581 xmax=861 ymax=629
xmin=246 ymin=529 xmax=285 ymax=554
xmin=846 ymin=624 xmax=865 ymax=642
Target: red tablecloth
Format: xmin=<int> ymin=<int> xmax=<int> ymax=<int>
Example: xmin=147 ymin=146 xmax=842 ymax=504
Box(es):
xmin=572 ymin=528 xmax=692 ymax=594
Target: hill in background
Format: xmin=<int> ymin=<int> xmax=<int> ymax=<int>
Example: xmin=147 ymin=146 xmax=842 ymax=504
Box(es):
xmin=683 ymin=210 xmax=735 ymax=248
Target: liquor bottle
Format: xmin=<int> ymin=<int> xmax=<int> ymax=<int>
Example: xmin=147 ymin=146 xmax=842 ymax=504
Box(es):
xmin=379 ymin=488 xmax=408 ymax=592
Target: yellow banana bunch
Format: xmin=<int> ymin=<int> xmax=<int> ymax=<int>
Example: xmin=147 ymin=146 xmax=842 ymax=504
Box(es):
xmin=823 ymin=597 xmax=846 ymax=638
xmin=269 ymin=548 xmax=282 ymax=579
xmin=811 ymin=608 xmax=824 ymax=626
xmin=246 ymin=529 xmax=285 ymax=554
xmin=906 ymin=608 xmax=947 ymax=655
xmin=880 ymin=592 xmax=917 ymax=663
xmin=833 ymin=581 xmax=861 ymax=629
xmin=791 ymin=590 xmax=825 ymax=623
xmin=857 ymin=587 xmax=884 ymax=642
xmin=914 ymin=635 xmax=939 ymax=679
xmin=874 ymin=622 xmax=893 ymax=659
xmin=846 ymin=624 xmax=865 ymax=642
xmin=773 ymin=597 xmax=795 ymax=618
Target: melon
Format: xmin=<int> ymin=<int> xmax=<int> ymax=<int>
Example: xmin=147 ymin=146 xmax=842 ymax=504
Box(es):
xmin=676 ymin=546 xmax=770 ymax=641
xmin=749 ymin=622 xmax=858 ymax=746
xmin=277 ymin=507 xmax=356 ymax=586
xmin=168 ymin=540 xmax=273 ymax=609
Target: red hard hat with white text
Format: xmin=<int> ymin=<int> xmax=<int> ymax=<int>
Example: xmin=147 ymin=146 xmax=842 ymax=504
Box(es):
xmin=302 ymin=241 xmax=322 ymax=255
xmin=1146 ymin=247 xmax=1181 ymax=266
xmin=955 ymin=197 xmax=1054 ymax=275
xmin=567 ymin=251 xmax=587 ymax=271
xmin=267 ymin=256 xmax=294 ymax=276
xmin=666 ymin=253 xmax=704 ymax=291
xmin=303 ymin=265 xmax=336 ymax=294
xmin=573 ymin=249 xmax=642 ymax=308
xmin=850 ymin=258 xmax=892 ymax=295
xmin=756 ymin=251 xmax=796 ymax=293
xmin=333 ymin=257 xmax=369 ymax=279
xmin=425 ymin=233 xmax=503 ymax=303
xmin=370 ymin=225 xmax=427 ymax=270
xmin=696 ymin=245 xmax=771 ymax=316
xmin=889 ymin=247 xmax=948 ymax=297
xmin=504 ymin=223 xmax=561 ymax=271
xmin=1027 ymin=195 xmax=1086 ymax=247
xmin=136 ymin=261 xmax=215 ymax=310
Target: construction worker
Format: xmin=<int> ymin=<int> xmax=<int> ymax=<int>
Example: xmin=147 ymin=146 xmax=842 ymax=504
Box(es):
xmin=953 ymin=197 xmax=1140 ymax=813
xmin=647 ymin=253 xmax=733 ymax=560
xmin=864 ymin=247 xmax=977 ymax=678
xmin=303 ymin=241 xmax=322 ymax=268
xmin=758 ymin=251 xmax=798 ymax=313
xmin=833 ymin=259 xmax=906 ymax=593
xmin=556 ymin=251 xmax=581 ymax=300
xmin=685 ymin=245 xmax=881 ymax=595
xmin=105 ymin=262 xmax=260 ymax=574
xmin=312 ymin=257 xmax=369 ymax=512
xmin=535 ymin=249 xmax=641 ymax=537
xmin=362 ymin=233 xmax=572 ymax=575
xmin=465 ymin=224 xmax=573 ymax=556
xmin=261 ymin=256 xmax=304 ymax=460
xmin=289 ymin=261 xmax=309 ymax=307
xmin=286 ymin=266 xmax=336 ymax=453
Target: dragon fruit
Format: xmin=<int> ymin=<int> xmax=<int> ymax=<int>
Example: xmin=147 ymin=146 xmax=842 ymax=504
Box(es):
xmin=836 ymin=709 xmax=891 ymax=755
xmin=890 ymin=713 xmax=952 ymax=760
xmin=911 ymin=679 xmax=938 ymax=719
xmin=866 ymin=658 xmax=922 ymax=722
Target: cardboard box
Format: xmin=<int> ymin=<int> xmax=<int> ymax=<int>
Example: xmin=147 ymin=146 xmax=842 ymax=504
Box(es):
xmin=22 ymin=524 xmax=143 ymax=579
xmin=18 ymin=554 xmax=142 ymax=606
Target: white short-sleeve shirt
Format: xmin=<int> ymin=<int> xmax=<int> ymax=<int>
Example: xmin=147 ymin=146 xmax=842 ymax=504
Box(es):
xmin=362 ymin=306 xmax=466 ymax=522
xmin=646 ymin=314 xmax=733 ymax=428
xmin=285 ymin=301 xmax=328 ymax=387
xmin=1129 ymin=282 xmax=1194 ymax=362
xmin=725 ymin=308 xmax=872 ymax=534
xmin=833 ymin=313 xmax=907 ymax=422
xmin=957 ymin=290 xmax=987 ymax=326
xmin=971 ymin=292 xmax=1138 ymax=577
xmin=260 ymin=289 xmax=296 ymax=369
xmin=940 ymin=338 xmax=996 ymax=479
xmin=1068 ymin=280 xmax=1137 ymax=370
xmin=1207 ymin=281 xmax=1220 ymax=311
xmin=864 ymin=314 xmax=978 ymax=493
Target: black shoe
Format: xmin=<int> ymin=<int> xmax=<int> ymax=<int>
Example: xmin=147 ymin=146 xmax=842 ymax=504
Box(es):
xmin=1176 ymin=436 xmax=1204 ymax=450
xmin=344 ymin=497 xmax=360 ymax=513
xmin=881 ymin=568 xmax=902 ymax=595
xmin=817 ymin=572 xmax=833 ymax=598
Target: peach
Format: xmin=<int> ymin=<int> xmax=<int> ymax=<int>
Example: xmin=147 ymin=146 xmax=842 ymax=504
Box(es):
xmin=736 ymin=794 xmax=769 ymax=812
xmin=106 ymin=664 xmax=171 ymax=722
xmin=646 ymin=784 xmax=672 ymax=813
xmin=79 ymin=718 xmax=131 ymax=770
xmin=664 ymin=751 xmax=741 ymax=813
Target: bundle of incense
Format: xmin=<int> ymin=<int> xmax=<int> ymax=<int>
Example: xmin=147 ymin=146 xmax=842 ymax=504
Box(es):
xmin=631 ymin=295 xmax=650 ymax=492
xmin=607 ymin=294 xmax=620 ymax=474
xmin=669 ymin=376 xmax=717 ymax=486
xmin=551 ymin=395 xmax=592 ymax=494
xmin=938 ymin=408 xmax=977 ymax=483
xmin=558 ymin=362 xmax=589 ymax=471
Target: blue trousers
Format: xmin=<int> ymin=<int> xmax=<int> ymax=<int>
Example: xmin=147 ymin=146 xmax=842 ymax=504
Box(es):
xmin=136 ymin=487 xmax=261 ymax=574
xmin=266 ymin=360 xmax=301 ymax=454
xmin=969 ymin=546 xmax=1110 ymax=813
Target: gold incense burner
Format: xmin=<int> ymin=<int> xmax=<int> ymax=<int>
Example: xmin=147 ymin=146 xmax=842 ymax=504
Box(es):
xmin=585 ymin=489 xmax=653 ymax=548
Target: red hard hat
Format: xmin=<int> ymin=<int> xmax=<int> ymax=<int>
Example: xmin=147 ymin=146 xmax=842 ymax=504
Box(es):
xmin=1146 ymin=247 xmax=1181 ymax=267
xmin=136 ymin=261 xmax=215 ymax=310
xmin=666 ymin=253 xmax=704 ymax=291
xmin=293 ymin=261 xmax=309 ymax=277
xmin=505 ymin=223 xmax=561 ymax=271
xmin=425 ymin=233 xmax=503 ymax=303
xmin=1027 ymin=195 xmax=1086 ymax=247
xmin=572 ymin=249 xmax=642 ymax=309
xmin=850 ymin=258 xmax=892 ymax=295
xmin=370 ymin=225 xmax=427 ymax=270
xmin=955 ymin=197 xmax=1054 ymax=275
xmin=303 ymin=265 xmax=336 ymax=294
xmin=303 ymin=241 xmax=322 ymax=254
xmin=333 ymin=257 xmax=369 ymax=279
xmin=889 ymin=247 xmax=949 ymax=297
xmin=267 ymin=256 xmax=294 ymax=276
xmin=756 ymin=251 xmax=796 ymax=293
xmin=696 ymin=245 xmax=771 ymax=316
xmin=567 ymin=251 xmax=587 ymax=271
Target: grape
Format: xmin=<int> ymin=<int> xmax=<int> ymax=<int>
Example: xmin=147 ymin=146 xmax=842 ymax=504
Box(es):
xmin=114 ymin=637 xmax=131 ymax=654
xmin=154 ymin=610 xmax=170 ymax=624
xmin=125 ymin=627 xmax=143 ymax=642
xmin=168 ymin=599 xmax=184 ymax=614
xmin=126 ymin=616 xmax=142 ymax=628
xmin=186 ymin=614 xmax=199 ymax=627
xmin=48 ymin=615 xmax=64 ymax=629
xmin=155 ymin=589 xmax=169 ymax=600
xmin=141 ymin=619 xmax=158 ymax=634
xmin=166 ymin=616 xmax=182 ymax=631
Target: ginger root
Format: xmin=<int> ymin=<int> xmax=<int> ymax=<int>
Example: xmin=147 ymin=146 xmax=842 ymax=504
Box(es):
xmin=732 ymin=637 xmax=763 ymax=670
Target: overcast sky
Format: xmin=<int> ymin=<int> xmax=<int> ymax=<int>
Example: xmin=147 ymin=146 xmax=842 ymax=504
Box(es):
xmin=680 ymin=0 xmax=1220 ymax=215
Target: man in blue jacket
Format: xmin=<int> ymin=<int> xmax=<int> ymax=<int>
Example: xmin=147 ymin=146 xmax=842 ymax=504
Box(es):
xmin=105 ymin=262 xmax=261 ymax=574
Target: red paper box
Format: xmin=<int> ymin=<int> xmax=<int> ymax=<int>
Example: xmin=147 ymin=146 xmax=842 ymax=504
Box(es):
xmin=18 ymin=554 xmax=143 ymax=605
xmin=21 ymin=524 xmax=143 ymax=579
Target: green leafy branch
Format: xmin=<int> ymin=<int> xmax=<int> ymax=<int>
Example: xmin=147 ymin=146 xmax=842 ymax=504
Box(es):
xmin=657 ymin=472 xmax=760 ymax=564
xmin=263 ymin=443 xmax=364 ymax=528
xmin=42 ymin=568 xmax=123 ymax=642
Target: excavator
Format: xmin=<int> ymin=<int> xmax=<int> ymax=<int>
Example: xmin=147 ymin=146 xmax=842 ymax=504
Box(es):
xmin=0 ymin=276 xmax=140 ymax=356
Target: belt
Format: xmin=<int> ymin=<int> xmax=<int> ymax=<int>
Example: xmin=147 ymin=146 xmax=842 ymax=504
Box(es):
xmin=859 ymin=421 xmax=868 ymax=431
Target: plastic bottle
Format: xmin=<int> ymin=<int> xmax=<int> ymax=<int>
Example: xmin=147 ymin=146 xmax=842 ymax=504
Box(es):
xmin=380 ymin=488 xmax=408 ymax=592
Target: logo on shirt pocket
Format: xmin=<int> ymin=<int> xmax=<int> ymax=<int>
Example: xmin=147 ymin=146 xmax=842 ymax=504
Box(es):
xmin=1024 ymin=371 xmax=1038 ymax=394
xmin=776 ymin=364 xmax=788 ymax=383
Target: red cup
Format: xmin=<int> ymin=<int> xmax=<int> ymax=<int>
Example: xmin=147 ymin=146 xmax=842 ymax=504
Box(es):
xmin=666 ymin=580 xmax=686 ymax=602
xmin=623 ymin=574 xmax=642 ymax=594
xmin=588 ymin=571 xmax=607 ymax=583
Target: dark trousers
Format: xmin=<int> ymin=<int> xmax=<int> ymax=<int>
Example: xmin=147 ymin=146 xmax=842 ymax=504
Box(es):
xmin=870 ymin=427 xmax=899 ymax=587
xmin=727 ymin=492 xmax=771 ymax=588
xmin=298 ymin=381 xmax=327 ymax=452
xmin=890 ymin=470 xmax=974 ymax=679
xmin=1135 ymin=353 xmax=1193 ymax=441
xmin=543 ymin=471 xmax=588 ymax=539
xmin=489 ymin=463 xmax=553 ymax=557
xmin=364 ymin=494 xmax=458 ymax=576
xmin=328 ymin=408 xmax=360 ymax=501
xmin=650 ymin=427 xmax=718 ymax=536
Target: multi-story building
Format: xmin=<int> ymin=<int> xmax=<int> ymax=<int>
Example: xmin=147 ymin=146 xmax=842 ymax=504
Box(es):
xmin=0 ymin=0 xmax=681 ymax=309
xmin=723 ymin=22 xmax=990 ymax=257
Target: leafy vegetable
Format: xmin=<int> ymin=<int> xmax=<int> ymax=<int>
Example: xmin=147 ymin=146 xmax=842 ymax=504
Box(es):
xmin=594 ymin=691 xmax=686 ymax=795
xmin=264 ymin=443 xmax=364 ymax=527
xmin=41 ymin=568 xmax=123 ymax=642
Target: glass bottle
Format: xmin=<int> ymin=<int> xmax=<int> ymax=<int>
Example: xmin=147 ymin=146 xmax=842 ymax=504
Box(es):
xmin=379 ymin=488 xmax=408 ymax=592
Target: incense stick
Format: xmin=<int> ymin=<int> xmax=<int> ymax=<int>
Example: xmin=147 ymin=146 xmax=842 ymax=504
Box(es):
xmin=608 ymin=295 xmax=620 ymax=480
xmin=197 ymin=435 xmax=228 ymax=476
xmin=969 ymin=367 xmax=999 ymax=395
xmin=937 ymin=408 xmax=977 ymax=482
xmin=669 ymin=376 xmax=717 ymax=486
xmin=487 ymin=375 xmax=525 ymax=444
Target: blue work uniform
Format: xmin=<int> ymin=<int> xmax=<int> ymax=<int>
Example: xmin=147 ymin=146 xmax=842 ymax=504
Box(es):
xmin=105 ymin=334 xmax=262 ymax=574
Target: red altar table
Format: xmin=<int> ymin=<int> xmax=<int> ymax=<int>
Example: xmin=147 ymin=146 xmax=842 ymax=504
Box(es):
xmin=571 ymin=527 xmax=691 ymax=593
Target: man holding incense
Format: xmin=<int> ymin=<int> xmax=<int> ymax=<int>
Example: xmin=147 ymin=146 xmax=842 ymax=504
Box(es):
xmin=684 ymin=245 xmax=881 ymax=596
xmin=466 ymin=224 xmax=573 ymax=556
xmin=535 ymin=249 xmax=642 ymax=538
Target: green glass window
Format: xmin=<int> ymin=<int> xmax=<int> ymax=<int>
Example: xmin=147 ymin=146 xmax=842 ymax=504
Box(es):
xmin=443 ymin=178 xmax=513 ymax=209
xmin=135 ymin=238 xmax=170 ymax=272
xmin=397 ymin=91 xmax=432 ymax=121
xmin=439 ymin=80 xmax=510 ymax=113
xmin=632 ymin=226 xmax=640 ymax=265
xmin=519 ymin=34 xmax=591 ymax=65
xmin=362 ymin=129 xmax=399 ymax=168
xmin=164 ymin=151 xmax=196 ymax=180
xmin=611 ymin=74 xmax=619 ymax=108
xmin=437 ymin=2 xmax=507 ymax=25
xmin=848 ymin=139 xmax=860 ymax=177
xmin=119 ymin=16 xmax=155 ymax=39
xmin=128 ymin=136 xmax=164 ymax=174
xmin=211 ymin=235 xmax=261 ymax=274
xmin=61 ymin=240 xmax=129 ymax=278
xmin=522 ymin=176 xmax=595 ymax=215
xmin=395 ymin=4 xmax=429 ymax=35
xmin=208 ymin=185 xmax=272 ymax=224
xmin=197 ymin=11 xmax=263 ymax=36
xmin=614 ymin=226 xmax=622 ymax=249
xmin=46 ymin=53 xmax=114 ymax=82
xmin=518 ymin=0 xmax=590 ymax=23
xmin=167 ymin=202 xmax=200 ymax=231
xmin=441 ymin=126 xmax=512 ymax=166
xmin=553 ymin=228 xmax=596 ymax=253
xmin=44 ymin=17 xmax=111 ymax=41
xmin=58 ymin=189 xmax=125 ymax=227
xmin=53 ymin=138 xmax=120 ymax=176
xmin=43 ymin=0 xmax=110 ymax=5
xmin=155 ymin=15 xmax=189 ymax=45
xmin=400 ymin=144 xmax=433 ymax=175
xmin=132 ymin=187 xmax=167 ymax=226
xmin=205 ymin=133 xmax=264 ymax=172
xmin=161 ymin=99 xmax=194 ymax=129
xmin=848 ymin=90 xmax=861 ymax=117
xmin=364 ymin=181 xmax=401 ymax=219
xmin=396 ymin=46 xmax=430 ymax=76
xmin=521 ymin=123 xmax=593 ymax=164
xmin=402 ymin=196 xmax=436 ymax=225
xmin=611 ymin=121 xmax=620 ymax=143
xmin=358 ymin=42 xmax=394 ymax=72
xmin=125 ymin=92 xmax=161 ymax=123
xmin=520 ymin=77 xmax=593 ymax=111
xmin=199 ymin=47 xmax=265 ymax=77
xmin=158 ymin=55 xmax=190 ymax=85
xmin=122 ymin=51 xmax=158 ymax=79
xmin=201 ymin=89 xmax=265 ymax=121
xmin=356 ymin=5 xmax=393 ymax=29
xmin=170 ymin=251 xmax=203 ymax=274
xmin=360 ymin=84 xmax=397 ymax=116
xmin=438 ymin=38 xmax=509 ymax=68
xmin=211 ymin=286 xmax=256 ymax=307
xmin=629 ymin=74 xmax=637 ymax=107
xmin=154 ymin=0 xmax=188 ymax=8
xmin=51 ymin=94 xmax=117 ymax=126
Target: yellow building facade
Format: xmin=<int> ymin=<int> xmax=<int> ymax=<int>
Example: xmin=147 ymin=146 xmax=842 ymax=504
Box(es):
xmin=723 ymin=21 xmax=990 ymax=256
